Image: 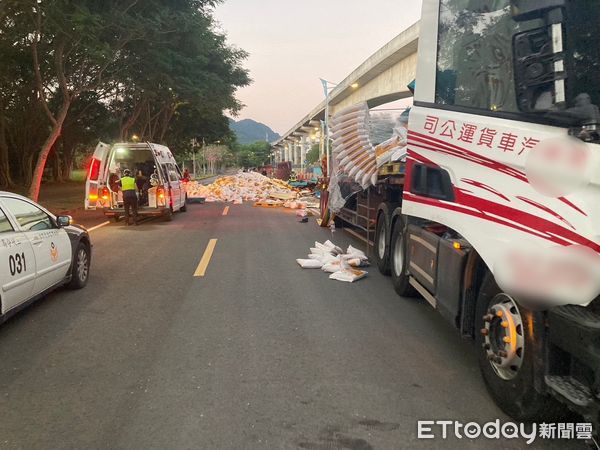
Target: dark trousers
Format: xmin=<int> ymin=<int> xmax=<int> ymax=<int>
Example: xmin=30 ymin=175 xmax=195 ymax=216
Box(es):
xmin=123 ymin=190 xmax=138 ymax=224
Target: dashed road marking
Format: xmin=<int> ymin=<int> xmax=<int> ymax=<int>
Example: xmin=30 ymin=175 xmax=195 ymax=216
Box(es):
xmin=222 ymin=206 xmax=229 ymax=216
xmin=194 ymin=239 xmax=218 ymax=277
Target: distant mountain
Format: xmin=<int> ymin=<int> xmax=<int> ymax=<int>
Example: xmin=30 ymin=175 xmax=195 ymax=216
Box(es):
xmin=229 ymin=118 xmax=281 ymax=145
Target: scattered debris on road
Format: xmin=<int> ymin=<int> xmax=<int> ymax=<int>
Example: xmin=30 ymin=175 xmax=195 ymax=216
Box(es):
xmin=186 ymin=171 xmax=295 ymax=204
xmin=186 ymin=171 xmax=322 ymax=217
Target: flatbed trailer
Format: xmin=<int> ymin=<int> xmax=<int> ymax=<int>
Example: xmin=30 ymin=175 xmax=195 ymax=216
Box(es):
xmin=336 ymin=163 xmax=405 ymax=246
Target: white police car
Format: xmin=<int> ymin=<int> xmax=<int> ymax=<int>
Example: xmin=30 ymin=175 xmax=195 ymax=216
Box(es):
xmin=0 ymin=192 xmax=91 ymax=322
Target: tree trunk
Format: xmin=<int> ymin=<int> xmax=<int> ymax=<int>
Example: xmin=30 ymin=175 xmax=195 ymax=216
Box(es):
xmin=121 ymin=100 xmax=145 ymax=141
xmin=27 ymin=101 xmax=70 ymax=201
xmin=158 ymin=105 xmax=175 ymax=143
xmin=22 ymin=153 xmax=34 ymax=187
xmin=61 ymin=146 xmax=74 ymax=181
xmin=0 ymin=112 xmax=14 ymax=188
xmin=52 ymin=148 xmax=63 ymax=183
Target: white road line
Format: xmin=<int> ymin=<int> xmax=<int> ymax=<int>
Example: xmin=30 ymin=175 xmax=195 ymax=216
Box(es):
xmin=222 ymin=206 xmax=229 ymax=216
xmin=87 ymin=221 xmax=110 ymax=232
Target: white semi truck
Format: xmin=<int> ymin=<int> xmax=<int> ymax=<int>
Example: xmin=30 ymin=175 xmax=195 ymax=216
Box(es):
xmin=336 ymin=0 xmax=600 ymax=425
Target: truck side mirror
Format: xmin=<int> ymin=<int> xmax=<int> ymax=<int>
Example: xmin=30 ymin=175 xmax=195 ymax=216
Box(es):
xmin=513 ymin=18 xmax=566 ymax=112
xmin=510 ymin=0 xmax=565 ymax=21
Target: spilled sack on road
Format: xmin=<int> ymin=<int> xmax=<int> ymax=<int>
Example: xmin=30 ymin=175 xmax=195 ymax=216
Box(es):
xmin=297 ymin=241 xmax=369 ymax=282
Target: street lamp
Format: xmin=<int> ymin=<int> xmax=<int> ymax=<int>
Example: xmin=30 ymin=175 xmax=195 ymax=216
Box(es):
xmin=319 ymin=78 xmax=338 ymax=177
xmin=191 ymin=138 xmax=198 ymax=177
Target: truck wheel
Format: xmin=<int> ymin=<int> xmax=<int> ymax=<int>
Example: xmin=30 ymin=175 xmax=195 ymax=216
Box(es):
xmin=389 ymin=217 xmax=417 ymax=297
xmin=112 ymin=215 xmax=121 ymax=223
xmin=374 ymin=212 xmax=391 ymax=275
xmin=475 ymin=273 xmax=560 ymax=421
xmin=68 ymin=242 xmax=90 ymax=290
xmin=163 ymin=208 xmax=173 ymax=222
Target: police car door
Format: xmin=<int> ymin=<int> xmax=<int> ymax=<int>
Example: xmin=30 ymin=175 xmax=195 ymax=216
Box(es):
xmin=0 ymin=203 xmax=37 ymax=313
xmin=1 ymin=198 xmax=71 ymax=295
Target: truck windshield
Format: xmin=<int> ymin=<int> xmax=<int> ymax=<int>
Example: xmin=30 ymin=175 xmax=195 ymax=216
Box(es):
xmin=436 ymin=0 xmax=599 ymax=130
xmin=561 ymin=1 xmax=600 ymax=125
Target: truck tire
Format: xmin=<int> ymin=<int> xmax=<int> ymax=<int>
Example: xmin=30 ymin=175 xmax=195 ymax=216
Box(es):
xmin=374 ymin=211 xmax=391 ymax=275
xmin=163 ymin=208 xmax=173 ymax=222
xmin=475 ymin=273 xmax=561 ymax=421
xmin=389 ymin=217 xmax=417 ymax=297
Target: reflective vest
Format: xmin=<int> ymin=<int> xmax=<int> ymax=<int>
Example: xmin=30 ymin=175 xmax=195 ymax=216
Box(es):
xmin=120 ymin=176 xmax=136 ymax=191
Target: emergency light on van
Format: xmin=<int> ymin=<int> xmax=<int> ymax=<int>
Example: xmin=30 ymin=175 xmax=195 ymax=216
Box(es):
xmin=156 ymin=186 xmax=166 ymax=206
xmin=88 ymin=158 xmax=101 ymax=181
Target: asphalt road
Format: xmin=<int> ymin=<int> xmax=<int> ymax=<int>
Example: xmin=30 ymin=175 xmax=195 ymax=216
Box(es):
xmin=0 ymin=202 xmax=585 ymax=449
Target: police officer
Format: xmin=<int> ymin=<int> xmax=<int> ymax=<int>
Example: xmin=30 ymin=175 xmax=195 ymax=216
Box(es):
xmin=118 ymin=169 xmax=138 ymax=226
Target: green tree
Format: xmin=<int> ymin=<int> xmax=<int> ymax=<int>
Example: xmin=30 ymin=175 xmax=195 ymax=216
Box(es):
xmin=24 ymin=0 xmax=144 ymax=200
xmin=113 ymin=0 xmax=249 ymax=144
xmin=234 ymin=141 xmax=272 ymax=167
xmin=306 ymin=144 xmax=320 ymax=165
xmin=0 ymin=0 xmax=249 ymax=198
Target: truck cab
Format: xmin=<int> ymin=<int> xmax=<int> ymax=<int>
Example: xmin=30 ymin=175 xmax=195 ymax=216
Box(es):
xmin=85 ymin=142 xmax=187 ymax=221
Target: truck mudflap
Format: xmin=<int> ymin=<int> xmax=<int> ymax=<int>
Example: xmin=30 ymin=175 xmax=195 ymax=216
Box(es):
xmin=546 ymin=303 xmax=600 ymax=422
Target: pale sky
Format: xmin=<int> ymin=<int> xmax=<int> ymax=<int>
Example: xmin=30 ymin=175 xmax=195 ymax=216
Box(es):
xmin=214 ymin=0 xmax=423 ymax=134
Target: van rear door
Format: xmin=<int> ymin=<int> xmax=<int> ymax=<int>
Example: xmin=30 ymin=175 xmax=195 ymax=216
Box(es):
xmin=85 ymin=142 xmax=110 ymax=210
xmin=161 ymin=163 xmax=180 ymax=211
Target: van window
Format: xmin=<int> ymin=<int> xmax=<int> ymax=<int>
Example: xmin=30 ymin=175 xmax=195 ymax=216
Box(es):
xmin=167 ymin=164 xmax=179 ymax=183
xmin=108 ymin=147 xmax=157 ymax=183
xmin=174 ymin=164 xmax=183 ymax=179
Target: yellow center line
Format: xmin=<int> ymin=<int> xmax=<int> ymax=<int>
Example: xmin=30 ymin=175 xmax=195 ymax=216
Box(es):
xmin=222 ymin=206 xmax=229 ymax=216
xmin=194 ymin=239 xmax=218 ymax=277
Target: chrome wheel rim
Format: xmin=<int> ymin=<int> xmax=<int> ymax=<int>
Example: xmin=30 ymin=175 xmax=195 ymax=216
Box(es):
xmin=481 ymin=293 xmax=525 ymax=380
xmin=377 ymin=222 xmax=386 ymax=259
xmin=393 ymin=234 xmax=404 ymax=277
xmin=76 ymin=248 xmax=88 ymax=282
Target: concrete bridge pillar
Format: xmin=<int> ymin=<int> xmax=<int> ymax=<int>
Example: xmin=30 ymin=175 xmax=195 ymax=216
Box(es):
xmin=300 ymin=136 xmax=308 ymax=171
xmin=298 ymin=143 xmax=303 ymax=166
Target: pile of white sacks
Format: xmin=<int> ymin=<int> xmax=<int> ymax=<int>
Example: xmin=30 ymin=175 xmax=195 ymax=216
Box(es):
xmin=186 ymin=171 xmax=295 ymax=204
xmin=296 ymin=240 xmax=369 ymax=282
xmin=332 ymin=102 xmax=408 ymax=189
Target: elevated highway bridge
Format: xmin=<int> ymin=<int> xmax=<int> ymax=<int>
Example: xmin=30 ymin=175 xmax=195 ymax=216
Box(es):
xmin=273 ymin=22 xmax=419 ymax=169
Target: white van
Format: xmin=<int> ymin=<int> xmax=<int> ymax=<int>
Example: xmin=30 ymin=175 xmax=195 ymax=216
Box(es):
xmin=85 ymin=142 xmax=187 ymax=221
